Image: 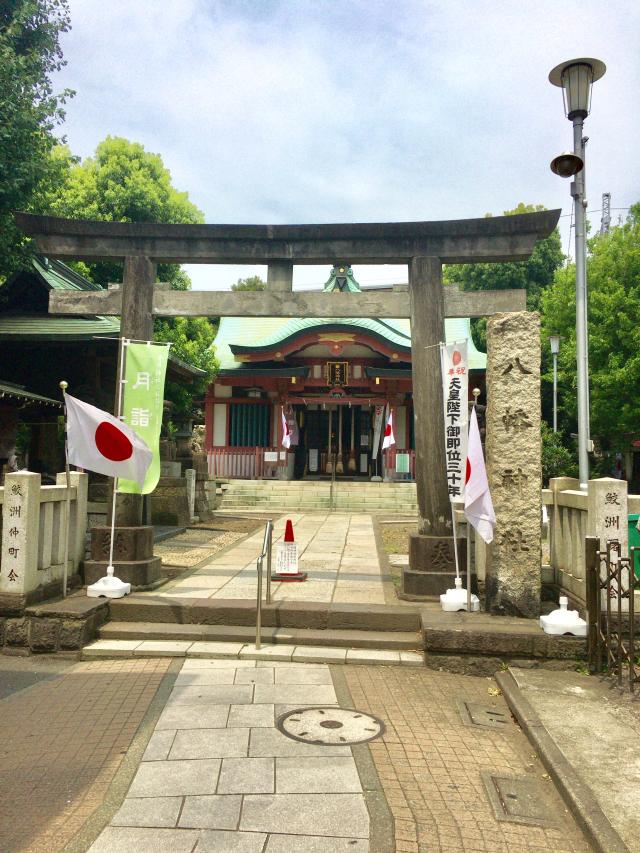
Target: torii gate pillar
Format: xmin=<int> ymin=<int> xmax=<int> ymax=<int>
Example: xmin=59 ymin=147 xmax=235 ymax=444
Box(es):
xmin=403 ymin=256 xmax=461 ymax=596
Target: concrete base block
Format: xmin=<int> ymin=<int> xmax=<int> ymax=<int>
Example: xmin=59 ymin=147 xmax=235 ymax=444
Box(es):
xmin=90 ymin=526 xmax=154 ymax=561
xmin=84 ymin=557 xmax=162 ymax=587
xmin=401 ymin=569 xmax=478 ymax=598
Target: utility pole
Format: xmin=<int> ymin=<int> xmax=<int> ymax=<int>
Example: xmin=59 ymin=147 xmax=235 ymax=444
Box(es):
xmin=600 ymin=192 xmax=611 ymax=235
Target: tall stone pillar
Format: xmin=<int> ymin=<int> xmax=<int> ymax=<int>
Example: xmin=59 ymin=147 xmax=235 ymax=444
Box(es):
xmin=485 ymin=311 xmax=541 ymax=617
xmin=92 ymin=256 xmax=160 ymax=588
xmin=111 ymin=255 xmax=157 ymax=526
xmin=402 ymin=257 xmax=465 ymax=597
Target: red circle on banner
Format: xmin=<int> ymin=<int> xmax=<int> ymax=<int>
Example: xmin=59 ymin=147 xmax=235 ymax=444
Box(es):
xmin=452 ymin=349 xmax=461 ymax=366
xmin=95 ymin=422 xmax=133 ymax=461
xmin=465 ymin=457 xmax=472 ymax=484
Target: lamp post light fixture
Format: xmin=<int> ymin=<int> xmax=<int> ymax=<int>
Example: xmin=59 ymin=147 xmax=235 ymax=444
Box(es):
xmin=549 ymin=335 xmax=562 ymax=433
xmin=549 ymin=57 xmax=606 ymax=488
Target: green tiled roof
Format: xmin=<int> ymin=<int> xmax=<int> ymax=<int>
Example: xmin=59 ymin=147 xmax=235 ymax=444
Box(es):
xmin=31 ymin=256 xmax=104 ymax=291
xmin=0 ymin=381 xmax=62 ymax=407
xmin=214 ymin=311 xmax=486 ymax=371
xmin=0 ymin=313 xmax=120 ymax=341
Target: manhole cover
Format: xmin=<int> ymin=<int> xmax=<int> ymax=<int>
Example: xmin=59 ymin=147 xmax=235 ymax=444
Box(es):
xmin=277 ymin=707 xmax=385 ymax=745
xmin=482 ymin=773 xmax=557 ymax=827
xmin=458 ymin=701 xmax=513 ymax=730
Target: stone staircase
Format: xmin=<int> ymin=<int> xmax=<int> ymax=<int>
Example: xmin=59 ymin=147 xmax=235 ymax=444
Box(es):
xmin=81 ymin=596 xmax=424 ymax=659
xmin=218 ymin=479 xmax=418 ymax=513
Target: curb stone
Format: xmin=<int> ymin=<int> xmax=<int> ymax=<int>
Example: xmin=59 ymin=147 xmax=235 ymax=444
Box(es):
xmin=495 ymin=670 xmax=630 ymax=853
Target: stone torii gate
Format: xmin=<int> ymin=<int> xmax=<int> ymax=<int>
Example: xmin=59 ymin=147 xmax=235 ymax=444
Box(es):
xmin=16 ymin=210 xmax=559 ymax=605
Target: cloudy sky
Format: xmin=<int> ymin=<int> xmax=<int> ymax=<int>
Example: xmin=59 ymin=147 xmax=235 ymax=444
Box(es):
xmin=55 ymin=0 xmax=640 ymax=290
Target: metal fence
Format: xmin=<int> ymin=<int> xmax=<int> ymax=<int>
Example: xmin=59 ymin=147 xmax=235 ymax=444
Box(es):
xmin=585 ymin=536 xmax=640 ymax=691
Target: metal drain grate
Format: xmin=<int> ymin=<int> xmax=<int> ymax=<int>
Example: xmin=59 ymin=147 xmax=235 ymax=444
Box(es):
xmin=482 ymin=773 xmax=557 ymax=827
xmin=277 ymin=707 xmax=385 ymax=745
xmin=458 ymin=701 xmax=513 ymax=730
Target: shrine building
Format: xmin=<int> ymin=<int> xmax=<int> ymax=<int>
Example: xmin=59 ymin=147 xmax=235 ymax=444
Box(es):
xmin=205 ymin=265 xmax=486 ymax=481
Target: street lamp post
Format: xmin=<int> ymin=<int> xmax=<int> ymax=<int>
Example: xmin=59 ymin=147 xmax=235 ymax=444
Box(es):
xmin=549 ymin=335 xmax=561 ymax=433
xmin=549 ymin=58 xmax=606 ymax=489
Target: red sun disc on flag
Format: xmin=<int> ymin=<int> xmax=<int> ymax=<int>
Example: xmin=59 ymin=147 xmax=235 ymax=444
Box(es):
xmin=95 ymin=422 xmax=133 ymax=462
xmin=465 ymin=457 xmax=472 ymax=484
xmin=452 ymin=350 xmax=461 ymax=366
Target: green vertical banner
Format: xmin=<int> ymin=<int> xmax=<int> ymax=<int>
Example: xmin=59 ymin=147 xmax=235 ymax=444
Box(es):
xmin=119 ymin=341 xmax=169 ymax=495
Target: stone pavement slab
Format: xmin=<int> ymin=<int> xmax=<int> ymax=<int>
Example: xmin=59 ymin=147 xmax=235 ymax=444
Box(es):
xmin=275 ymin=756 xmax=362 ymax=793
xmin=239 ymin=793 xmax=370 ymax=837
xmin=88 ymin=826 xmax=200 ymax=852
xmin=128 ymin=758 xmax=222 ymax=797
xmin=265 ymin=837 xmax=368 ymax=852
xmin=178 ymin=794 xmax=243 ymax=829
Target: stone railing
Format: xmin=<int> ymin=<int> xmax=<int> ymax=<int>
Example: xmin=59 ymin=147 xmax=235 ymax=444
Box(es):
xmin=543 ymin=476 xmax=640 ymax=605
xmin=0 ymin=471 xmax=88 ymax=603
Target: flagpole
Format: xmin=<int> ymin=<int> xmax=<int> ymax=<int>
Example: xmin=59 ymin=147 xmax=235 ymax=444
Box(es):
xmin=59 ymin=381 xmax=72 ymax=598
xmin=467 ymin=389 xmax=481 ymax=611
xmin=107 ymin=336 xmax=128 ymax=578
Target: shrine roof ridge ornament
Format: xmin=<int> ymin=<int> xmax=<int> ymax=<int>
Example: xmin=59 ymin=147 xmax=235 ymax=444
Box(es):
xmin=14 ymin=210 xmax=561 ymax=265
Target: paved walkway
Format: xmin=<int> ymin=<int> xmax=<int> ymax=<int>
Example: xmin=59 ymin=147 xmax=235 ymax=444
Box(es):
xmin=0 ymin=656 xmax=171 ymax=853
xmin=156 ymin=513 xmax=387 ymax=605
xmin=1 ymin=652 xmax=595 ymax=852
xmin=88 ymin=657 xmax=370 ymax=852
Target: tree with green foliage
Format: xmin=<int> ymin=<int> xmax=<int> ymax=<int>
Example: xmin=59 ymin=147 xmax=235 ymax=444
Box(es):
xmin=231 ymin=275 xmax=266 ymax=291
xmin=43 ymin=136 xmax=217 ymax=416
xmin=0 ymin=0 xmax=73 ymax=279
xmin=541 ymin=422 xmax=578 ymax=484
xmin=541 ymin=204 xmax=640 ymax=453
xmin=444 ymin=203 xmax=564 ymax=349
xmin=154 ymin=317 xmax=219 ymax=418
xmin=44 ymin=136 xmax=204 ymax=288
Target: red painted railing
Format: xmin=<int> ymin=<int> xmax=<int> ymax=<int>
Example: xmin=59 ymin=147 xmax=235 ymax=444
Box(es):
xmin=382 ymin=448 xmax=416 ymax=481
xmin=207 ymin=446 xmax=285 ymax=479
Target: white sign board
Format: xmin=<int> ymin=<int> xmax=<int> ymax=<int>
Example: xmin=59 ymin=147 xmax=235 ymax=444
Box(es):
xmin=309 ymin=449 xmax=319 ymax=472
xmin=264 ymin=451 xmax=278 ymax=462
xmin=276 ymin=541 xmax=299 ymax=575
xmin=440 ymin=341 xmax=468 ymax=501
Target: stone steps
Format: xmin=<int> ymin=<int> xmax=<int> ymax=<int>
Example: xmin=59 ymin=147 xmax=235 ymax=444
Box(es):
xmin=219 ymin=481 xmax=418 ymax=514
xmin=81 ymin=638 xmax=425 ymax=666
xmin=98 ymin=621 xmax=421 ymax=650
xmin=107 ymin=595 xmax=421 ymax=633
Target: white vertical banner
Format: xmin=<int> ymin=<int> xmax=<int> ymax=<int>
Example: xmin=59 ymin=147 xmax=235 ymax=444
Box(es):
xmin=440 ymin=341 xmax=469 ymax=501
xmin=371 ymin=403 xmax=386 ymax=457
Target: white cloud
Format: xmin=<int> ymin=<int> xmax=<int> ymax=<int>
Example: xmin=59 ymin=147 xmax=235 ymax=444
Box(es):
xmin=56 ymin=0 xmax=639 ymax=289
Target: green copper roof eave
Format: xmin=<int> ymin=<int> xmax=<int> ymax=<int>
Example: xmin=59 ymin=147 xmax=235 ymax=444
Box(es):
xmin=0 ymin=314 xmax=122 ymax=341
xmin=31 ymin=255 xmax=104 ymax=291
xmin=0 ymin=382 xmax=63 ymax=406
xmin=214 ymin=315 xmax=487 ymax=372
xmin=233 ymin=316 xmax=413 ymax=351
xmin=229 ymin=319 xmax=412 ymax=358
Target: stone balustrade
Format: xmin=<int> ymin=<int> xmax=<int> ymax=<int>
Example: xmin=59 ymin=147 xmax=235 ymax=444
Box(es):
xmin=0 ymin=470 xmax=88 ymax=605
xmin=544 ymin=476 xmax=640 ymax=605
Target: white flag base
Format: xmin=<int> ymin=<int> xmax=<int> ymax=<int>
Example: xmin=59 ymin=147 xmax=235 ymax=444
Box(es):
xmin=87 ymin=570 xmax=131 ymax=599
xmin=540 ymin=596 xmax=587 ymax=637
xmin=440 ymin=577 xmax=480 ymax=612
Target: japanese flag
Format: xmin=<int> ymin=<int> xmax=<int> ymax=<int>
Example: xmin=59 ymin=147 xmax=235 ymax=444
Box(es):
xmin=464 ymin=407 xmax=496 ymax=544
xmin=65 ymin=394 xmax=152 ymax=486
xmin=281 ymin=407 xmax=291 ymax=449
xmin=382 ymin=408 xmax=396 ymax=450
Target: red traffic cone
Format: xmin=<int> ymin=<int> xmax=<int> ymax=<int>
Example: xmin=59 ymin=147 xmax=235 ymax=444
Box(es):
xmin=272 ymin=518 xmax=307 ymax=583
xmin=284 ymin=519 xmax=295 ymax=543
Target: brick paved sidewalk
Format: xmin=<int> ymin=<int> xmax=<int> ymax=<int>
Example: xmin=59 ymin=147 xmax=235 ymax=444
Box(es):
xmin=345 ymin=666 xmax=592 ymax=853
xmin=0 ymin=657 xmax=172 ymax=853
